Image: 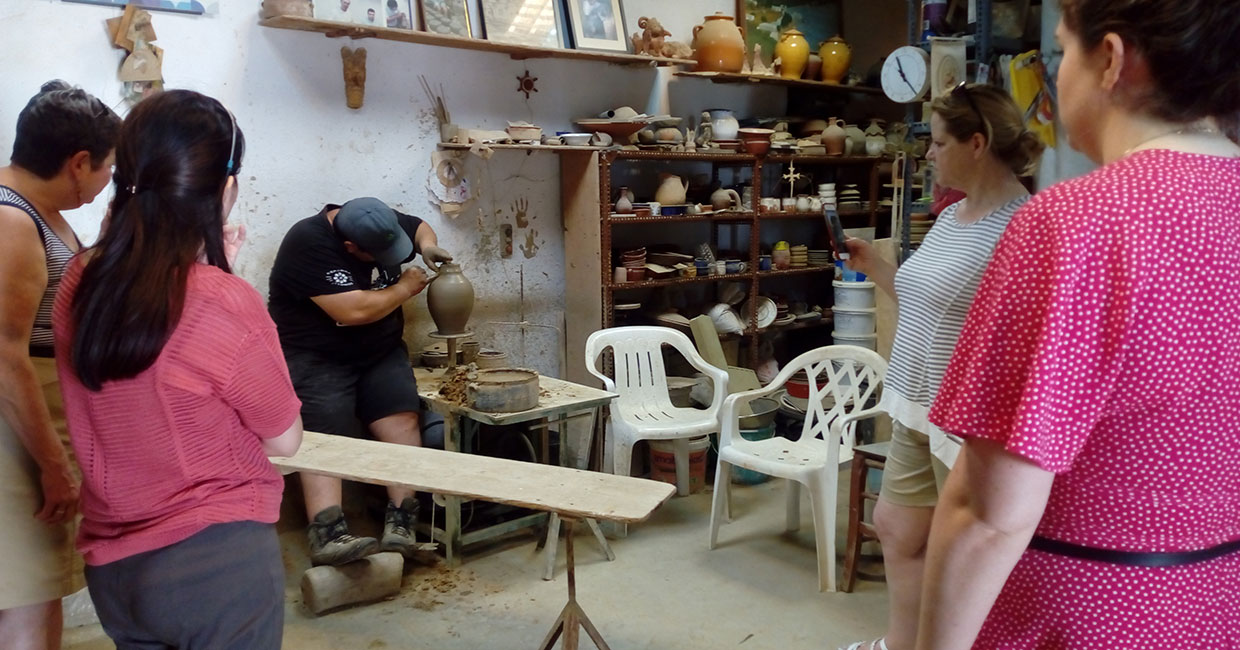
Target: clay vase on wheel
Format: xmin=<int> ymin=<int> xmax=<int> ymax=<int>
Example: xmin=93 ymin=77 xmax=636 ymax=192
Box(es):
xmin=426 ymin=262 xmax=474 ymax=336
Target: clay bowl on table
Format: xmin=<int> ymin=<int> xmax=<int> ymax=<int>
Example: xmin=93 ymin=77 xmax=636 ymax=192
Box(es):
xmin=575 ymin=119 xmax=650 ymax=139
xmin=560 ymin=133 xmax=593 ymax=146
xmin=741 ymin=140 xmax=771 ymax=156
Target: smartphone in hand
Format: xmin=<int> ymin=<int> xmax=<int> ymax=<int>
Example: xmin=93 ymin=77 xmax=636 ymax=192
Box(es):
xmin=824 ymin=208 xmax=849 ymax=260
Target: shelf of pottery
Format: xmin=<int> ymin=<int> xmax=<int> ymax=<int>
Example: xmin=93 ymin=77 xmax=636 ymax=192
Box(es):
xmin=559 ymin=147 xmax=889 ymax=383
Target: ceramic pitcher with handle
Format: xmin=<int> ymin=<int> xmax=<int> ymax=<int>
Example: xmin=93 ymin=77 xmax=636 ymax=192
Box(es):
xmin=655 ymin=173 xmax=690 ymax=205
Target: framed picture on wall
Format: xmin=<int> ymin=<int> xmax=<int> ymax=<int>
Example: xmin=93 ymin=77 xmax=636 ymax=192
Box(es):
xmin=564 ymin=0 xmax=627 ymax=52
xmin=735 ymin=0 xmax=841 ymax=64
xmin=382 ymin=0 xmax=414 ymax=28
xmin=418 ymin=0 xmax=472 ymax=36
xmin=315 ymin=0 xmax=384 ymax=25
xmin=479 ymin=0 xmax=566 ymax=49
xmin=62 ymin=0 xmax=217 ymax=15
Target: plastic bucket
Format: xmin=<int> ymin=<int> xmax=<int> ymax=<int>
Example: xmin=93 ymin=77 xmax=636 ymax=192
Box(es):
xmin=832 ymin=307 xmax=877 ymax=335
xmin=833 ymin=280 xmax=876 ymax=309
xmin=649 ymin=437 xmax=710 ymax=494
xmin=730 ymin=425 xmax=776 ymax=484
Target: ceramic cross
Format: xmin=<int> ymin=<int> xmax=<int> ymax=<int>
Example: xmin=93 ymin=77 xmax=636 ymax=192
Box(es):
xmin=782 ymin=162 xmax=803 ymax=199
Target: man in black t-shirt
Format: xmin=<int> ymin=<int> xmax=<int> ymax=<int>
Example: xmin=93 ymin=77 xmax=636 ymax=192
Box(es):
xmin=268 ymin=197 xmax=453 ymax=566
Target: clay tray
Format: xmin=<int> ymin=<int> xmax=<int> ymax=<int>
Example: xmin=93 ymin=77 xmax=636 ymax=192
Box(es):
xmin=468 ymin=368 xmax=540 ymax=413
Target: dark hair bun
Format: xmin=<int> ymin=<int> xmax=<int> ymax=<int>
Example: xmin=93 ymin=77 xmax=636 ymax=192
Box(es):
xmin=39 ymin=80 xmax=73 ymax=94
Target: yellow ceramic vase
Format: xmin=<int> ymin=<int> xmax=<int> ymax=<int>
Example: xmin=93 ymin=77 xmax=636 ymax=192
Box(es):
xmin=819 ymin=35 xmax=852 ymax=84
xmin=692 ymin=13 xmax=745 ymax=73
xmin=774 ymin=28 xmax=810 ymax=79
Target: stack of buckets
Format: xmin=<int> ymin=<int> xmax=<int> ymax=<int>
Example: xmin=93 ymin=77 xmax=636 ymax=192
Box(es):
xmin=833 ymin=279 xmax=878 ymax=350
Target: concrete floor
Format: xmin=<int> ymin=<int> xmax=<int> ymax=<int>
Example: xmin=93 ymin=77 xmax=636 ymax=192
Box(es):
xmin=63 ymin=477 xmax=888 ymax=650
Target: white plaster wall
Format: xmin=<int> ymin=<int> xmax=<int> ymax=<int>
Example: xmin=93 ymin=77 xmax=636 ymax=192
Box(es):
xmin=0 ymin=0 xmax=753 ymax=376
xmin=1035 ymin=0 xmax=1095 ymax=188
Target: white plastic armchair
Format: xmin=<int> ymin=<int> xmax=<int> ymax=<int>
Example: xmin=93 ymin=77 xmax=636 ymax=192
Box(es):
xmin=708 ymin=345 xmax=887 ymax=592
xmin=585 ymin=326 xmax=730 ymax=499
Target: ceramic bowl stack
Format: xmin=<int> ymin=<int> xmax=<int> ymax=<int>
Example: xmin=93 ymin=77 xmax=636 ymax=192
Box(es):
xmin=619 ymin=247 xmax=646 ymax=282
xmin=839 ymin=184 xmax=863 ymax=210
xmin=789 ymin=245 xmax=809 ymax=268
xmin=832 ymin=280 xmax=877 ymax=350
xmin=909 ymin=213 xmax=934 ymax=249
xmin=808 ymin=249 xmax=832 ymax=267
xmin=772 ymin=299 xmax=795 ymax=327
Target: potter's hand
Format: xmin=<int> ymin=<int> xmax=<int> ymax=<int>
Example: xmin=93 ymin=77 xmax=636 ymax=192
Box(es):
xmin=223 ymin=222 xmax=246 ymax=268
xmin=421 ymin=245 xmax=453 ymax=272
xmin=843 ymin=237 xmax=875 ymax=273
xmin=398 ymin=266 xmax=429 ymax=298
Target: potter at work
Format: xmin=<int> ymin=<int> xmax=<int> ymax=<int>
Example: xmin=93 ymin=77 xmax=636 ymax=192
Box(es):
xmin=267 ymin=197 xmax=453 ymax=567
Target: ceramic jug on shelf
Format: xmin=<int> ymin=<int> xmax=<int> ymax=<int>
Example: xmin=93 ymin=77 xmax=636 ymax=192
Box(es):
xmin=822 ymin=118 xmax=847 ymax=156
xmin=711 ymin=187 xmax=742 ymax=211
xmin=819 ymin=35 xmax=851 ymax=84
xmin=774 ymin=28 xmax=810 ymax=80
xmin=707 ymin=109 xmax=739 ymax=141
xmin=865 ymin=133 xmax=887 ymax=157
xmin=844 ymin=123 xmax=866 ymax=155
xmin=692 ymin=13 xmax=745 ymax=73
xmin=426 ymin=262 xmax=474 ymax=336
xmin=655 ymin=173 xmax=689 ymax=205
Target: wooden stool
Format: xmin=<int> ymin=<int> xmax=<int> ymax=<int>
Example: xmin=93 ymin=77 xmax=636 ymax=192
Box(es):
xmin=841 ymin=441 xmax=889 ymax=593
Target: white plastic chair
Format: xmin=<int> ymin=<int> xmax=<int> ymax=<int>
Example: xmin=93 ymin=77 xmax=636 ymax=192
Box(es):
xmin=708 ymin=345 xmax=887 ymax=592
xmin=585 ymin=326 xmax=729 ymax=498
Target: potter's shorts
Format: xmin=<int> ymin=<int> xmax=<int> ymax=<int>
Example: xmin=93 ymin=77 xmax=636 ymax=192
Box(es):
xmin=283 ymin=344 xmax=420 ymax=438
xmin=878 ymin=420 xmax=950 ymax=508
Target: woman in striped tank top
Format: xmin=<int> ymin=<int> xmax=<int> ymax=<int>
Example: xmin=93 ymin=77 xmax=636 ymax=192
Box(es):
xmin=0 ymin=81 xmax=120 ymax=650
xmin=838 ymin=86 xmax=1045 ymax=650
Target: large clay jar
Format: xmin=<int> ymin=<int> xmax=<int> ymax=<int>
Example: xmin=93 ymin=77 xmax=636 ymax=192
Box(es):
xmin=692 ymin=13 xmax=745 ymax=73
xmin=822 ymin=118 xmax=847 ymax=156
xmin=655 ymin=173 xmax=689 ymax=205
xmin=844 ymin=123 xmax=866 ymax=155
xmin=426 ymin=262 xmax=474 ymax=336
xmin=774 ymin=28 xmax=810 ymax=80
xmin=819 ymin=35 xmax=852 ymax=84
xmin=707 ymin=109 xmax=739 ymax=141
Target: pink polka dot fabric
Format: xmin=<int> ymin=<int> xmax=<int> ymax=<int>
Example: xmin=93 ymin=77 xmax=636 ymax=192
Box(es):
xmin=929 ymin=149 xmax=1240 ymax=648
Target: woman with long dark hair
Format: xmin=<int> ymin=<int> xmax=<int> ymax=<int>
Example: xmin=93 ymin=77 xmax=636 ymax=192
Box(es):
xmin=917 ymin=0 xmax=1240 ymax=647
xmin=53 ymin=90 xmax=303 ymax=648
xmin=0 ymin=80 xmax=119 ymax=650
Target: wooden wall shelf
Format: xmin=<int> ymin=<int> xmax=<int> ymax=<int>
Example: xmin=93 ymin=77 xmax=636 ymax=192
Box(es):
xmin=259 ymin=15 xmax=695 ymax=67
xmin=675 ymin=71 xmax=889 ymax=97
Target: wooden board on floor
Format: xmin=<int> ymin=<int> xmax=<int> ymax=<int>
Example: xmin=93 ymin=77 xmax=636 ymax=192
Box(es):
xmin=274 ymin=432 xmax=674 ymax=523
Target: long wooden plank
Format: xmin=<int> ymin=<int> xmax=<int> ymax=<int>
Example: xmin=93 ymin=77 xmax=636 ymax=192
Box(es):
xmin=259 ymin=15 xmax=694 ymax=67
xmin=274 ymin=432 xmax=673 ymax=523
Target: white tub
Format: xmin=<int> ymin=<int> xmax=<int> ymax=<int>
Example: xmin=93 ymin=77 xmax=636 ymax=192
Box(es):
xmin=832 ymin=307 xmax=877 ymax=335
xmin=832 ymin=330 xmax=878 ymax=351
xmin=833 ymin=280 xmax=876 ymax=309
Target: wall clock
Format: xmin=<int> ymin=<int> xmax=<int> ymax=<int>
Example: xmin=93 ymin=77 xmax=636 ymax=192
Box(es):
xmin=881 ymin=45 xmax=931 ymax=104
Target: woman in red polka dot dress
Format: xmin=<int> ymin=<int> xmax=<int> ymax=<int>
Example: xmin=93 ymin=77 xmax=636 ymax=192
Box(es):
xmin=915 ymin=1 xmax=1240 ymax=648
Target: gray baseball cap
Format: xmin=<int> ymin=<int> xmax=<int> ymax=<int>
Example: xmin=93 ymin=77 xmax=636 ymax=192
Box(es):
xmin=335 ymin=197 xmax=413 ymax=266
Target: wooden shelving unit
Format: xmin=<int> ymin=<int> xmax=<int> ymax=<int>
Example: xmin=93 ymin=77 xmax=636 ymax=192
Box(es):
xmin=259 ymin=15 xmax=694 ymax=66
xmin=676 ymin=71 xmax=888 ymax=96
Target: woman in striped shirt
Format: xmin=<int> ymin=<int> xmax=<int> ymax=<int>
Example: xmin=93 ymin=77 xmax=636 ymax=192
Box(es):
xmin=839 ymin=85 xmax=1044 ymax=650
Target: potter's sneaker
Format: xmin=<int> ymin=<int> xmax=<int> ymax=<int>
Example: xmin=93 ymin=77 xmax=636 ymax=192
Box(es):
xmin=379 ymin=497 xmax=421 ymax=557
xmin=307 ymin=505 xmax=379 ymax=566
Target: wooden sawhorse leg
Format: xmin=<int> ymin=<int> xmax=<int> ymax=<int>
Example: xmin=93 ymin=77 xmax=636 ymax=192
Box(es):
xmin=537 ymin=518 xmax=612 ymax=650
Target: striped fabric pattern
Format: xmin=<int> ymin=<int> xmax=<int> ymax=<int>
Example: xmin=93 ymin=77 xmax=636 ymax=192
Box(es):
xmin=0 ymin=185 xmax=78 ymax=352
xmin=880 ymin=196 xmax=1027 ymax=458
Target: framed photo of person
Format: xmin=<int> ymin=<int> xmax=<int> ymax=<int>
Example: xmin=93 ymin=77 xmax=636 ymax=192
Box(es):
xmin=565 ymin=0 xmax=628 ymax=52
xmin=315 ymin=0 xmax=383 ymax=25
xmin=382 ymin=0 xmax=414 ymax=28
xmin=418 ymin=0 xmax=472 ymax=37
xmin=479 ymin=0 xmax=566 ymax=49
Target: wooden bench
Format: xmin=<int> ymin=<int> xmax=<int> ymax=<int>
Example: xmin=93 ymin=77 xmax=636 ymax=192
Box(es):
xmin=275 ymin=431 xmax=675 ymax=649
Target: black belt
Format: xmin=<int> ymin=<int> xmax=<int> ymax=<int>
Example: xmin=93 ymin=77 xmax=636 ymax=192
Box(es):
xmin=29 ymin=345 xmax=54 ymax=359
xmin=1030 ymin=535 xmax=1240 ymax=567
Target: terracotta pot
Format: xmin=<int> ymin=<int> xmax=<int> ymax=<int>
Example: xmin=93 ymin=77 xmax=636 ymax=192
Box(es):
xmin=426 ymin=262 xmax=474 ymax=335
xmin=655 ymin=173 xmax=689 ymax=205
xmin=692 ymin=13 xmax=745 ymax=73
xmin=819 ymin=35 xmax=852 ymax=84
xmin=822 ymin=118 xmax=847 ymax=156
xmin=774 ymin=28 xmax=810 ymax=80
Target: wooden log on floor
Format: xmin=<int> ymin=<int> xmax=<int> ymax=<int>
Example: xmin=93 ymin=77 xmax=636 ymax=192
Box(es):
xmin=300 ymin=552 xmax=404 ymax=615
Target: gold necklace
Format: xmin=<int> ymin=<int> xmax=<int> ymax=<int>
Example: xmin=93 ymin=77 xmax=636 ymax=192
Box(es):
xmin=1122 ymin=125 xmax=1219 ymax=157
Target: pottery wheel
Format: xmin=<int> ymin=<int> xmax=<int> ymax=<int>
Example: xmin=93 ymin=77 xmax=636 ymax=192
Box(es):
xmin=428 ymin=330 xmax=475 ymax=369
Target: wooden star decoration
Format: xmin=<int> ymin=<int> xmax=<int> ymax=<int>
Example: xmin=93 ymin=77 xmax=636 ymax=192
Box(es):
xmin=782 ymin=162 xmax=803 ymax=199
xmin=516 ymin=70 xmax=538 ymax=99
